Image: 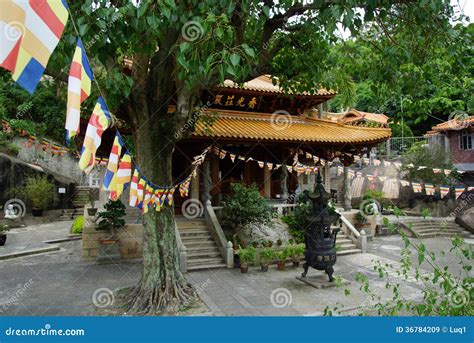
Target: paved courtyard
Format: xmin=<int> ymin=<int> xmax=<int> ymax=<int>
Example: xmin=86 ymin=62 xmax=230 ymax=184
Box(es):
xmin=0 ymin=221 xmax=471 ymax=316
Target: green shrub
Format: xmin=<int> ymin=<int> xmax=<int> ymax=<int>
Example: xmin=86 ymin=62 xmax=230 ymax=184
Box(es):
xmin=96 ymin=200 xmax=126 ymax=238
xmin=222 ymin=183 xmax=272 ymax=228
xmin=259 ymin=247 xmax=275 ymax=265
xmin=281 ymin=214 xmax=305 ymax=243
xmin=70 ymin=216 xmax=84 ymax=234
xmin=236 ymin=246 xmax=256 ymax=266
xmin=275 ymin=248 xmax=289 ymax=262
xmin=0 ymin=224 xmax=10 ymax=233
xmin=24 ymin=175 xmax=54 ymax=210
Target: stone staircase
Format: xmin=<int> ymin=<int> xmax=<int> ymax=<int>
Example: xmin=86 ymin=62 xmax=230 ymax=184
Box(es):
xmin=399 ymin=219 xmax=473 ymax=239
xmin=175 ymin=216 xmax=226 ymax=271
xmin=59 ymin=208 xmax=83 ymax=220
xmin=336 ymin=230 xmax=362 ymax=256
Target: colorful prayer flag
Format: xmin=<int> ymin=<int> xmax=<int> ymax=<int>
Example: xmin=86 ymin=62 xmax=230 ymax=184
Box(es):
xmin=137 ymin=177 xmax=146 ymax=209
xmin=412 ymin=182 xmax=422 ymax=193
xmin=65 ymin=37 xmax=93 ymax=142
xmin=400 ymin=180 xmax=410 ymax=187
xmin=258 ymin=161 xmax=264 ymax=168
xmin=78 ymin=97 xmax=111 ymax=174
xmin=440 ymin=186 xmax=450 ymax=199
xmin=109 ymin=151 xmax=131 ymax=200
xmin=230 ymin=154 xmax=236 ymax=162
xmin=103 ymin=131 xmax=124 ymax=192
xmin=142 ymin=184 xmax=153 ymax=213
xmin=455 ymin=186 xmax=465 ymax=199
xmin=444 ymin=169 xmax=452 ymax=176
xmin=0 ymin=0 xmax=69 ymax=93
xmin=425 ymin=184 xmax=435 ymax=196
xmin=179 ymin=177 xmax=191 ymax=197
xmin=267 ymin=163 xmax=273 ymax=170
xmin=129 ymin=168 xmax=140 ymax=207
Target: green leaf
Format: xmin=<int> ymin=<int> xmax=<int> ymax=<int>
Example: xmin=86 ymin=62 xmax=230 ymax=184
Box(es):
xmin=418 ymin=251 xmax=425 ymax=265
xmin=230 ymin=53 xmax=240 ymax=66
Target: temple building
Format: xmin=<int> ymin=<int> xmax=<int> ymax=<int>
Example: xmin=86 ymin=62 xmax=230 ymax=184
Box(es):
xmin=172 ymin=75 xmax=392 ymax=210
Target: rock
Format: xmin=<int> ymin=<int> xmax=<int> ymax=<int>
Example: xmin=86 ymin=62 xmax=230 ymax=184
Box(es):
xmin=236 ymin=218 xmax=291 ymax=245
xmin=455 ymin=207 xmax=474 ymax=234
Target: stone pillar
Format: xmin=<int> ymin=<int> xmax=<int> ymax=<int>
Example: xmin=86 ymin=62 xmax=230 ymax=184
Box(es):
xmin=323 ymin=165 xmax=331 ymax=192
xmin=343 ymin=166 xmax=352 ymax=210
xmin=202 ymin=158 xmax=212 ymax=204
xmin=264 ymin=166 xmax=271 ymax=199
xmin=190 ymin=166 xmax=200 ymax=200
xmin=280 ymin=160 xmax=289 ymax=200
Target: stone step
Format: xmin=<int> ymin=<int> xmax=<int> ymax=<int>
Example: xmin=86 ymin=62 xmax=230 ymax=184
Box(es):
xmin=336 ymin=238 xmax=352 ymax=244
xmin=187 ymin=263 xmax=227 ymax=271
xmin=181 ymin=236 xmax=214 ymax=242
xmin=178 ymin=229 xmax=210 ymax=235
xmin=187 ymin=251 xmax=222 ymax=259
xmin=187 ymin=257 xmax=225 ymax=267
xmin=186 ymin=246 xmax=220 ymax=253
xmin=337 ymin=249 xmax=362 ymax=256
xmin=338 ymin=243 xmax=358 ymax=250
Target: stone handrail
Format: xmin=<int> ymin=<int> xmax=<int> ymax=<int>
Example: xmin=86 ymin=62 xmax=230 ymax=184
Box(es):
xmin=205 ymin=200 xmax=233 ymax=268
xmin=174 ymin=222 xmax=188 ymax=272
xmin=271 ymin=203 xmax=296 ymax=216
xmin=334 ymin=208 xmax=367 ymax=253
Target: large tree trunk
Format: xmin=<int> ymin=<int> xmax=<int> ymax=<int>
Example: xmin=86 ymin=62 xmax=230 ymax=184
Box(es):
xmin=125 ymin=71 xmax=197 ymax=314
xmin=126 ymin=145 xmax=195 ymax=314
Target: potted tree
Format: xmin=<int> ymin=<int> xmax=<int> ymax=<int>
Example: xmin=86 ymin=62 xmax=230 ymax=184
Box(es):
xmin=87 ymin=190 xmax=98 ymax=216
xmin=259 ymin=246 xmax=274 ymax=272
xmin=236 ymin=246 xmax=255 ymax=273
xmin=276 ymin=248 xmax=288 ymax=271
xmin=96 ymin=199 xmax=126 ymax=263
xmin=24 ymin=175 xmax=54 ymax=216
xmin=0 ymin=224 xmax=10 ymax=246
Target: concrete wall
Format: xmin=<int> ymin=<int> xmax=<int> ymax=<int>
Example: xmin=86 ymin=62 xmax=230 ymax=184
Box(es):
xmin=13 ymin=136 xmax=103 ymax=185
xmin=82 ymin=208 xmax=143 ymax=260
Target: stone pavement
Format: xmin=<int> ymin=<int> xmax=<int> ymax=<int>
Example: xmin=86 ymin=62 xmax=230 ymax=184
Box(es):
xmin=0 ymin=221 xmax=72 ymax=259
xmin=0 ymin=223 xmax=469 ymax=316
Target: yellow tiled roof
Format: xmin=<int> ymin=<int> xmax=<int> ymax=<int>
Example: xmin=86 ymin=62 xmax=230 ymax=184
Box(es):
xmin=193 ymin=110 xmax=391 ymax=144
xmin=221 ymin=75 xmax=336 ymax=97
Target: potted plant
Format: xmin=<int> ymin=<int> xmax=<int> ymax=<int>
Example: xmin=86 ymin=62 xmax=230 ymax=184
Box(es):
xmin=287 ymin=243 xmax=305 ymax=267
xmin=236 ymin=246 xmax=256 ymax=273
xmin=95 ymin=199 xmax=126 ymax=263
xmin=276 ymin=248 xmax=288 ymax=271
xmin=24 ymin=175 xmax=54 ymax=216
xmin=87 ymin=190 xmax=98 ymax=216
xmin=259 ymin=247 xmax=274 ymax=272
xmin=0 ymin=224 xmax=10 ymax=246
